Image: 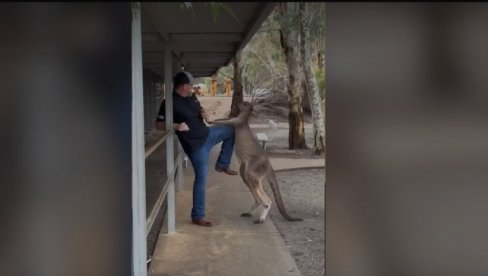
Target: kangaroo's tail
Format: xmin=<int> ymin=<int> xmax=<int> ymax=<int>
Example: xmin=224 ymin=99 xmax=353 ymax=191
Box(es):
xmin=266 ymin=166 xmax=303 ymax=222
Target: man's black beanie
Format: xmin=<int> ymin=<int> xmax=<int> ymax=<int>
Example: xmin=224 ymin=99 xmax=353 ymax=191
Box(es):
xmin=173 ymin=71 xmax=194 ymax=88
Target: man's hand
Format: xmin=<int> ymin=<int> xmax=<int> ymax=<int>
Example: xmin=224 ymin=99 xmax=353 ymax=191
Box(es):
xmin=175 ymin=122 xmax=190 ymax=132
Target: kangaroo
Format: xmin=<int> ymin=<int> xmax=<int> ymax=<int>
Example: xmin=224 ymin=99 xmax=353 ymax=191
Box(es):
xmin=208 ymin=101 xmax=303 ymax=223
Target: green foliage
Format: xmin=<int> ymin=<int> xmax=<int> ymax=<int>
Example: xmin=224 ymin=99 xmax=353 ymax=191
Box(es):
xmin=205 ymin=77 xmax=211 ymax=89
xmin=216 ymin=65 xmax=234 ymax=95
xmin=207 ymin=2 xmax=239 ymax=23
xmin=189 ymin=3 xmax=325 ymax=99
xmin=307 ymin=3 xmax=325 ymax=39
xmin=314 ymin=68 xmax=325 ymax=99
xmin=180 ymin=2 xmax=239 ymax=23
xmin=239 ymin=9 xmax=288 ymax=94
xmin=278 ymin=2 xmax=300 ymax=34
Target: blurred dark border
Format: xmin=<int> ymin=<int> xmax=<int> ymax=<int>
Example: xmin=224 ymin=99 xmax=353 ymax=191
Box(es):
xmin=327 ymin=3 xmax=488 ymax=276
xmin=0 ymin=3 xmax=132 ymax=276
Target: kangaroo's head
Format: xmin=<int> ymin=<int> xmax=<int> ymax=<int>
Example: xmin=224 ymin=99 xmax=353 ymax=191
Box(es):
xmin=238 ymin=101 xmax=254 ymax=114
xmin=235 ymin=101 xmax=254 ymax=123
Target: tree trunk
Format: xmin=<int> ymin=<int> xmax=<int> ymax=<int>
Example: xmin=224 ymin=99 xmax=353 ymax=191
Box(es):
xmin=299 ymin=2 xmax=325 ymax=155
xmin=318 ymin=52 xmax=324 ymax=70
xmin=230 ymin=51 xmax=243 ymax=118
xmin=301 ymin=77 xmax=311 ymax=114
xmin=279 ymin=2 xmax=307 ymax=149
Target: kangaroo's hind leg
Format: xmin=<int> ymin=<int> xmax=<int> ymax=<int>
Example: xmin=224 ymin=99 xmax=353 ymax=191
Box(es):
xmin=253 ymin=180 xmax=272 ymax=224
xmin=239 ymin=162 xmax=261 ymax=217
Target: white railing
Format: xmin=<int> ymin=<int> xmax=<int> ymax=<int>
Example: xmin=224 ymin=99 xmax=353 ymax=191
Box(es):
xmin=133 ymin=4 xmax=181 ymax=273
xmin=144 ymin=131 xmax=184 ymax=237
xmin=144 ymin=131 xmax=170 ymax=159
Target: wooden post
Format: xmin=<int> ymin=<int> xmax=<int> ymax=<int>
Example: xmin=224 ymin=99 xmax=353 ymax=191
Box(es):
xmin=211 ymin=75 xmax=217 ymax=96
xmin=225 ymin=77 xmax=231 ymax=96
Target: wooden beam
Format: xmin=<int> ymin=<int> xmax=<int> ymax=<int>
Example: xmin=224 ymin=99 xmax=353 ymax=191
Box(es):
xmin=141 ymin=3 xmax=170 ymax=42
xmin=141 ymin=32 xmax=160 ymax=41
xmin=143 ymin=52 xmax=165 ymax=63
xmin=170 ymin=33 xmax=243 ymax=42
xmin=142 ymin=4 xmax=183 ymax=67
xmin=170 ymin=43 xmax=237 ymax=53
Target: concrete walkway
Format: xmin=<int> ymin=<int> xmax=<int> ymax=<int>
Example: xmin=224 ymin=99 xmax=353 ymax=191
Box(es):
xmin=148 ymin=145 xmax=322 ymax=276
xmin=270 ymin=157 xmax=325 ymax=171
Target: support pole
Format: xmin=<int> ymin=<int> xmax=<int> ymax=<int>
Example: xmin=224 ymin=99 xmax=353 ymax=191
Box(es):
xmin=164 ymin=44 xmax=175 ymax=234
xmin=131 ymin=3 xmax=147 ymax=276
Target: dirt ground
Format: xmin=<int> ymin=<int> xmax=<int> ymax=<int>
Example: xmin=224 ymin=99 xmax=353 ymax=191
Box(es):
xmin=266 ymin=169 xmax=325 ymax=276
xmin=200 ymin=96 xmax=325 ymax=276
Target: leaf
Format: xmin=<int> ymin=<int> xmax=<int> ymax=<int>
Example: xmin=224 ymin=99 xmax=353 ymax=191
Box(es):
xmin=183 ymin=2 xmax=192 ymax=9
xmin=180 ymin=2 xmax=196 ymax=19
xmin=209 ymin=2 xmax=221 ymax=23
xmin=202 ymin=2 xmax=240 ymax=24
xmin=221 ymin=3 xmax=240 ymax=24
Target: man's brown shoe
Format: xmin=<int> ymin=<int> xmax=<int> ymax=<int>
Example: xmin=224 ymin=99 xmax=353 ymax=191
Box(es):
xmin=216 ymin=167 xmax=238 ymax=175
xmin=192 ymin=218 xmax=213 ymax=227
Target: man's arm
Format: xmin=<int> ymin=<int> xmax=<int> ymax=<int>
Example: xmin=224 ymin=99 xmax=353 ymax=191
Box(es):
xmin=155 ymin=121 xmax=187 ymax=131
xmin=155 ymin=100 xmax=167 ymax=130
xmin=155 ymin=100 xmax=190 ymax=132
xmin=155 ymin=100 xmax=176 ymax=131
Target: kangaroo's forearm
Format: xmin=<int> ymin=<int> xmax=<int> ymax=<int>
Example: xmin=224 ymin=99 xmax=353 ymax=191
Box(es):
xmin=209 ymin=117 xmax=241 ymax=126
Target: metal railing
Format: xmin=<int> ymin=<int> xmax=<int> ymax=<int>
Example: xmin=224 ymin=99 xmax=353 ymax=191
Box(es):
xmin=132 ymin=3 xmax=183 ymax=274
xmin=144 ymin=131 xmax=184 ymax=236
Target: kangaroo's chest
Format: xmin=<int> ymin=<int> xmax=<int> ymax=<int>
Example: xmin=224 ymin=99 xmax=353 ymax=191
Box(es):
xmin=234 ymin=126 xmax=262 ymax=161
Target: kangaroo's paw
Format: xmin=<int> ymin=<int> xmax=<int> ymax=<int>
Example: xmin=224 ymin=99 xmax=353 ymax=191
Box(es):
xmin=253 ymin=218 xmax=265 ymax=224
xmin=241 ymin=212 xmax=252 ymax=217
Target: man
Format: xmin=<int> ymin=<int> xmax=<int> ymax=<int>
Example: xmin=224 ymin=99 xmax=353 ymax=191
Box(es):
xmin=155 ymin=71 xmax=238 ymax=227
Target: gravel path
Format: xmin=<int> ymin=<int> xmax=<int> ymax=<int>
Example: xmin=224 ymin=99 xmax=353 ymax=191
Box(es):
xmin=265 ymin=169 xmax=325 ymax=276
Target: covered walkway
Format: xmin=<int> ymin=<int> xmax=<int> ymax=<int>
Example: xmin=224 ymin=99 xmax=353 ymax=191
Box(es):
xmin=130 ymin=2 xmax=288 ymax=275
xmin=148 ymin=145 xmax=303 ymax=276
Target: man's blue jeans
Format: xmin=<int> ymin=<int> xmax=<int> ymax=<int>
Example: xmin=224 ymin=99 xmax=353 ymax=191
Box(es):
xmin=188 ymin=125 xmax=235 ymax=220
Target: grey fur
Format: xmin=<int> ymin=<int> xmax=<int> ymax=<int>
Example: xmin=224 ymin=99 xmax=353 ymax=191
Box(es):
xmin=208 ymin=102 xmax=303 ymax=223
